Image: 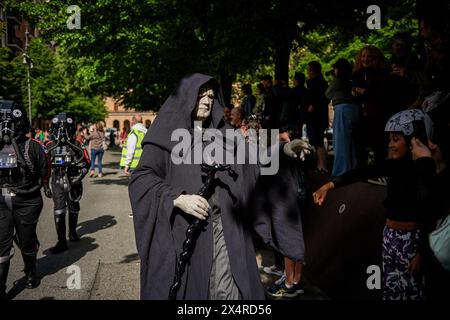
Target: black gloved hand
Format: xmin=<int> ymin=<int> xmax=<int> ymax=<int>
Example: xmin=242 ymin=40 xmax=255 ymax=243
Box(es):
xmin=44 ymin=184 xmax=53 ymax=198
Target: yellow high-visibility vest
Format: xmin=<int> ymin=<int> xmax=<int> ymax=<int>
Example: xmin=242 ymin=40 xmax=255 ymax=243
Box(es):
xmin=120 ymin=128 xmax=145 ymax=169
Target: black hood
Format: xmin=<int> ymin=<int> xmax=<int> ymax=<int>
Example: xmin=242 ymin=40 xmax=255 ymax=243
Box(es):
xmin=143 ymin=73 xmax=226 ymax=151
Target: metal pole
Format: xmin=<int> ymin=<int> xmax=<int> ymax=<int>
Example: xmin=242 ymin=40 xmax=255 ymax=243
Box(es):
xmin=25 ymin=25 xmax=32 ymax=123
xmin=27 ymin=65 xmax=31 ymax=123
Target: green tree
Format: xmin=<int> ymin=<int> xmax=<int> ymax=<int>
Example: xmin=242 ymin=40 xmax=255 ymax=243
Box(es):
xmin=0 ymin=37 xmax=107 ymax=123
xmin=8 ymin=0 xmax=416 ymax=109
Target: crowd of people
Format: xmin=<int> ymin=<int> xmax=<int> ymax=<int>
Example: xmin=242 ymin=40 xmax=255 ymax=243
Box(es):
xmin=222 ymin=16 xmax=450 ymax=300
xmin=1 ymin=13 xmax=449 ymax=302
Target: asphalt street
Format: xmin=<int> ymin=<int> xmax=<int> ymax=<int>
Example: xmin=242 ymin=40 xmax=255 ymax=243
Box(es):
xmin=6 ymin=148 xmax=326 ymax=300
xmin=7 ymin=148 xmax=139 ymax=300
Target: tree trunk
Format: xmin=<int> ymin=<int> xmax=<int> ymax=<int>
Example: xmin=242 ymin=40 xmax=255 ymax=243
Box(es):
xmin=219 ymin=71 xmax=233 ymax=106
xmin=274 ymin=41 xmax=292 ymax=82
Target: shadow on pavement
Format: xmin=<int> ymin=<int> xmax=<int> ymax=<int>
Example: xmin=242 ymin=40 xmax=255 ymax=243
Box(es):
xmin=77 ymin=214 xmax=117 ymax=237
xmin=87 ymin=171 xmax=117 ymax=177
xmin=119 ymin=253 xmax=139 ymax=264
xmin=99 ymin=162 xmax=121 ymax=170
xmin=90 ymin=177 xmax=129 ymax=186
xmin=7 ymin=236 xmax=99 ymax=300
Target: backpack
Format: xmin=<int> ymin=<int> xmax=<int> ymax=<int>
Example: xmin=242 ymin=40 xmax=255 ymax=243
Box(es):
xmin=429 ymin=213 xmax=450 ymax=271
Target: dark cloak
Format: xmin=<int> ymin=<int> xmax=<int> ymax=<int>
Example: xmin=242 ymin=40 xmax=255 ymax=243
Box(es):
xmin=129 ymin=73 xmax=304 ymax=300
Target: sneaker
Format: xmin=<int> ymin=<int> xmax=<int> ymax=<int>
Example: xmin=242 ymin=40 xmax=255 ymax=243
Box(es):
xmin=98 ymin=173 xmax=104 ymax=178
xmin=314 ymin=168 xmax=329 ymax=175
xmin=274 ymin=273 xmax=286 ymax=286
xmin=89 ymin=171 xmax=95 ymax=178
xmin=266 ymin=283 xmax=300 ymax=298
xmin=367 ymin=177 xmax=387 ymax=186
xmin=292 ymin=281 xmax=305 ymax=294
xmin=263 ymin=265 xmax=284 ymax=277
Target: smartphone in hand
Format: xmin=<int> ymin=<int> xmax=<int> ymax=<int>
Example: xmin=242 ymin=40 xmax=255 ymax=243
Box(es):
xmin=412 ymin=120 xmax=429 ymax=147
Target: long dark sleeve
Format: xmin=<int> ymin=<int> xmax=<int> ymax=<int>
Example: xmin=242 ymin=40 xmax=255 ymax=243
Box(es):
xmin=332 ymin=162 xmax=389 ymax=188
xmin=36 ymin=141 xmax=49 ymax=185
xmin=129 ymin=143 xmax=184 ymax=231
xmin=414 ymin=157 xmax=437 ymax=227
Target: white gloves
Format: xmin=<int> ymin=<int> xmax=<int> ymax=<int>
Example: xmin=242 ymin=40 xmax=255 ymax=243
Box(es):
xmin=173 ymin=194 xmax=211 ymax=220
xmin=283 ymin=139 xmax=312 ymax=161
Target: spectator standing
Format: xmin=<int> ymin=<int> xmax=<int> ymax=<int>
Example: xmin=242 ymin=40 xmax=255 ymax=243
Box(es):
xmin=253 ymin=83 xmax=265 ymax=115
xmin=314 ymin=109 xmax=436 ymax=300
xmin=240 ymin=84 xmax=256 ymax=117
xmin=120 ymin=115 xmax=147 ymax=176
xmin=230 ymin=107 xmax=245 ymax=129
xmin=306 ymin=61 xmax=330 ymax=173
xmin=119 ymin=127 xmax=127 ymax=147
xmin=390 ymin=32 xmax=423 ymax=108
xmin=84 ymin=122 xmax=106 ymax=178
xmin=261 ymin=75 xmax=277 ymax=129
xmin=223 ymin=104 xmax=233 ymax=124
xmin=326 ymin=58 xmax=361 ymax=176
xmin=352 ymin=45 xmax=394 ymax=166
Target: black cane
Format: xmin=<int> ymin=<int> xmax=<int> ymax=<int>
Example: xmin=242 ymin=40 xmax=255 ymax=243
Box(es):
xmin=168 ymin=163 xmax=237 ymax=300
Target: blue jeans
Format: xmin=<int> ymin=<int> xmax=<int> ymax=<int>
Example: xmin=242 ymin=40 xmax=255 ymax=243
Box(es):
xmin=332 ymin=103 xmax=360 ymax=176
xmin=90 ymin=148 xmax=104 ymax=173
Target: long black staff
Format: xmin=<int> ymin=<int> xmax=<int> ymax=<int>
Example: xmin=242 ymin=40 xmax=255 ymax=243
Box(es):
xmin=169 ymin=163 xmax=237 ymax=300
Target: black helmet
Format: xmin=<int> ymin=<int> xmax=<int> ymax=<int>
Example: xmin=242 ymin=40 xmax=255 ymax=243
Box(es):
xmin=0 ymin=99 xmax=29 ymax=145
xmin=50 ymin=112 xmax=76 ymax=141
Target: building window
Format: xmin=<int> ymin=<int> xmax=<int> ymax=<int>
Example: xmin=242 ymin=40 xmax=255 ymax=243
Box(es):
xmin=113 ymin=120 xmax=120 ymax=131
xmin=124 ymin=120 xmax=130 ymax=132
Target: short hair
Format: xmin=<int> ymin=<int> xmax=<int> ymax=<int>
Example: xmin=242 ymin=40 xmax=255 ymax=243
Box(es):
xmin=241 ymin=84 xmax=252 ymax=95
xmin=308 ymin=61 xmax=322 ymax=74
xmin=232 ymin=107 xmax=245 ymax=119
xmin=96 ymin=122 xmax=104 ymax=132
xmin=294 ymin=72 xmax=305 ymax=84
xmin=261 ymin=74 xmax=273 ymax=81
xmin=132 ymin=115 xmax=143 ymax=123
xmin=332 ymin=58 xmax=352 ymax=80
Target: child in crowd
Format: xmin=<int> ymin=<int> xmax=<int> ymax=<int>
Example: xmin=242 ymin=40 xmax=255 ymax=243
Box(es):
xmin=313 ymin=109 xmax=436 ymax=300
xmin=264 ymin=125 xmax=307 ymax=298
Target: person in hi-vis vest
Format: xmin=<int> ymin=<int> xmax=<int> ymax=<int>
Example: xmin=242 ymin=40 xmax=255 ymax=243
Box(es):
xmin=120 ymin=115 xmax=148 ymax=175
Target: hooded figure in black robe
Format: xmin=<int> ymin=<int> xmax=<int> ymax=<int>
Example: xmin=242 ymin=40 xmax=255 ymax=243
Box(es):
xmin=129 ymin=73 xmax=306 ymax=300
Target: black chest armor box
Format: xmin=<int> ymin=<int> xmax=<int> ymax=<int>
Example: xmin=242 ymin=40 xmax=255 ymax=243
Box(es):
xmin=0 ymin=144 xmax=17 ymax=169
xmin=53 ymin=146 xmax=74 ymax=167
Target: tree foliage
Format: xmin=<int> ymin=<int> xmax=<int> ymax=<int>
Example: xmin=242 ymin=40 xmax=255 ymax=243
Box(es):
xmin=0 ymin=38 xmax=107 ymax=123
xmin=6 ymin=0 xmax=414 ymax=110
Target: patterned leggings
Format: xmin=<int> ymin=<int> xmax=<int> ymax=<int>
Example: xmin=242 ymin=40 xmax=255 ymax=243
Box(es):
xmin=382 ymin=226 xmax=423 ymax=300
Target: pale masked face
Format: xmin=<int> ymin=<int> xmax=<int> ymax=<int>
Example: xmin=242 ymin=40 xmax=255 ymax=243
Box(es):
xmin=194 ymin=85 xmax=215 ymax=121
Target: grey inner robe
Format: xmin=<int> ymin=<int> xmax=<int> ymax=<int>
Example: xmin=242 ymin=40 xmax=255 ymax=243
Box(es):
xmin=208 ymin=190 xmax=241 ymax=300
xmin=201 ymin=130 xmax=241 ymax=300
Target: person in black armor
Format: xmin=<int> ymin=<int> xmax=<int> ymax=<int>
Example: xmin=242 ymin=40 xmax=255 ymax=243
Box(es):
xmin=45 ymin=113 xmax=90 ymax=254
xmin=0 ymin=99 xmax=49 ymax=300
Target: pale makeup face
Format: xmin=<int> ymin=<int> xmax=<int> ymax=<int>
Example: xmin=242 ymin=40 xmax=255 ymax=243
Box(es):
xmin=194 ymin=86 xmax=214 ymax=121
